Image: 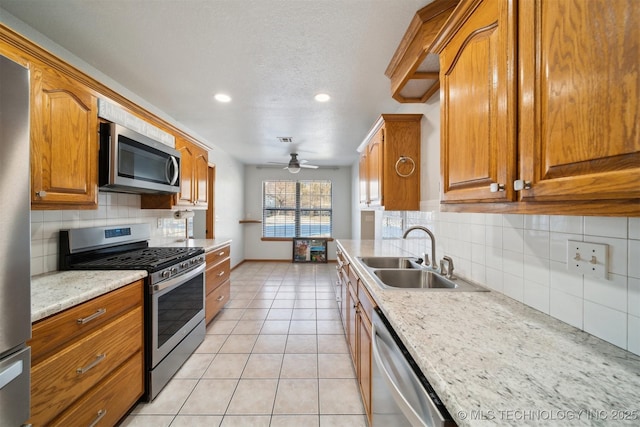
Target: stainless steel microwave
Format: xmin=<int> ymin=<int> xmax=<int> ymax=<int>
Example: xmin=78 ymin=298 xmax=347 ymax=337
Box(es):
xmin=99 ymin=122 xmax=181 ymax=194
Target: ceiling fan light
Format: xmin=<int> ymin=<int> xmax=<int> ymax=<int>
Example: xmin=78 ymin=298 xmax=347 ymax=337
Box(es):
xmin=314 ymin=93 xmax=330 ymax=102
xmin=288 ymin=166 xmax=301 ymax=174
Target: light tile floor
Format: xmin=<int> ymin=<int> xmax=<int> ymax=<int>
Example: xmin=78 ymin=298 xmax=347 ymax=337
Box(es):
xmin=122 ymin=262 xmax=367 ymax=427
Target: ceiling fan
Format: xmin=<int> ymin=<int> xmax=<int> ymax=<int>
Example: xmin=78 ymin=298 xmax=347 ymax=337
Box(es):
xmin=269 ymin=153 xmax=319 ymax=174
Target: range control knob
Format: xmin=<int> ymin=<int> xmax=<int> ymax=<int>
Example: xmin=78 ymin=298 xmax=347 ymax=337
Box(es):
xmin=171 ymin=267 xmax=178 ymax=275
xmin=197 ymin=256 xmax=204 ymax=263
xmin=181 ymin=262 xmax=189 ymax=268
xmin=161 ymin=270 xmax=171 ymax=278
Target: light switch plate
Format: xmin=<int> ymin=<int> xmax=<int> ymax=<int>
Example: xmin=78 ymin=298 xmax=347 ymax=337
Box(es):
xmin=567 ymin=240 xmax=608 ymax=279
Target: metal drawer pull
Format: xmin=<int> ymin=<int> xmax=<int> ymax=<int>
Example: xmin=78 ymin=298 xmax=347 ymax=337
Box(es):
xmin=219 ymin=251 xmax=225 ymax=256
xmin=216 ymin=295 xmax=225 ymax=301
xmin=77 ymin=308 xmax=107 ymax=324
xmin=77 ymin=354 xmax=106 ymax=374
xmin=217 ymin=271 xmax=225 ymax=277
xmin=88 ymin=409 xmax=107 ymax=427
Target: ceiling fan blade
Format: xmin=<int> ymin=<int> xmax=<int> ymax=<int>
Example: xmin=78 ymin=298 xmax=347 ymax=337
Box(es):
xmin=300 ymin=164 xmax=319 ymax=169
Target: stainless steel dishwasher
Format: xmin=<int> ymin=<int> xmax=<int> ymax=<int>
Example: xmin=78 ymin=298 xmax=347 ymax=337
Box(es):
xmin=372 ymin=308 xmax=456 ymax=427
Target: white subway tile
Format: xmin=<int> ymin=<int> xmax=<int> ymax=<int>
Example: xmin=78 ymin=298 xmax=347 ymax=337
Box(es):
xmin=550 ymin=260 xmax=583 ymax=297
xmin=30 ymin=256 xmax=44 ymax=276
xmin=524 ymin=215 xmax=550 ymax=231
xmin=629 ymin=218 xmax=640 ymax=240
xmin=585 ymin=236 xmax=628 ymax=276
xmin=628 ymin=315 xmax=640 ymax=356
xmin=485 ymin=247 xmax=503 ymax=271
xmin=504 ymin=214 xmax=524 ymax=229
xmin=31 ymin=221 xmax=44 ymax=240
xmin=503 ymin=228 xmax=524 ymax=253
xmin=43 ymin=221 xmax=61 ymax=240
xmin=471 ymin=243 xmax=486 ymax=265
xmin=584 ymin=301 xmax=627 ymax=349
xmin=550 ymin=215 xmax=584 ymax=234
xmin=503 ymin=272 xmax=524 ymax=302
xmin=503 ymin=250 xmax=524 ymax=278
xmin=470 ymin=224 xmax=485 ymax=245
xmin=550 ymin=232 xmax=582 ymax=262
xmin=486 ymin=214 xmax=503 ymax=227
xmin=43 ymin=210 xmax=63 ymax=222
xmin=584 ymin=274 xmax=627 ymax=313
xmin=45 ymin=254 xmax=58 ymax=273
xmin=486 ymin=267 xmax=504 ymax=292
xmin=550 ymin=289 xmax=583 ymax=329
xmin=468 ymin=213 xmax=486 ymax=225
xmin=524 ymin=280 xmax=550 ymax=314
xmin=30 ymin=210 xmax=43 ymax=223
xmin=584 ymin=216 xmax=628 ymax=239
xmin=524 ymin=230 xmax=550 ymax=258
xmin=31 ymin=239 xmax=45 ymax=258
xmin=628 ymin=239 xmax=640 ymax=279
xmin=486 ymin=226 xmax=503 ymax=249
xmin=62 ymin=210 xmax=80 ymax=221
xmin=98 ymin=192 xmax=108 ymax=205
xmin=471 ymin=262 xmax=486 ymax=284
xmin=523 ymin=255 xmax=550 ymax=285
xmin=629 ymin=277 xmax=640 ymax=317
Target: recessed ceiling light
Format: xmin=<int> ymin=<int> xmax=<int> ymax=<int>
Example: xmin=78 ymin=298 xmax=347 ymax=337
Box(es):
xmin=314 ymin=93 xmax=330 ymax=102
xmin=214 ymin=93 xmax=231 ymax=103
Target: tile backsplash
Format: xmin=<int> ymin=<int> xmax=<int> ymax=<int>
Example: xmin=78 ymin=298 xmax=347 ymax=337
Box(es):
xmin=30 ymin=192 xmax=193 ymax=276
xmin=383 ymin=202 xmax=639 ymax=356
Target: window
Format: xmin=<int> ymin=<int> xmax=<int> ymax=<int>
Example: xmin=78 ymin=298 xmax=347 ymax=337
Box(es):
xmin=263 ymin=180 xmax=332 ymax=238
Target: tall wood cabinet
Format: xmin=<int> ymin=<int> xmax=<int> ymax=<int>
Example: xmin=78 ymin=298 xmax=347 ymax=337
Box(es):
xmin=358 ymin=114 xmax=422 ymax=211
xmin=30 ymin=64 xmax=99 ymax=209
xmin=435 ymin=0 xmax=640 ymax=215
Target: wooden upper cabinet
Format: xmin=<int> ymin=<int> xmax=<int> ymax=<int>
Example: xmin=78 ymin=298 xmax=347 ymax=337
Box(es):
xmin=518 ymin=0 xmax=640 ymax=205
xmin=438 ymin=0 xmax=516 ymax=204
xmin=30 ymin=65 xmax=98 ymax=209
xmin=141 ymin=137 xmax=208 ymax=209
xmin=435 ymin=0 xmax=639 ymax=215
xmin=358 ymin=114 xmax=422 ymax=211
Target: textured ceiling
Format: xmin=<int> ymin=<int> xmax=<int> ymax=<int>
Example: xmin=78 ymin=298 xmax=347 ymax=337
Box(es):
xmin=0 ymin=0 xmax=431 ymax=167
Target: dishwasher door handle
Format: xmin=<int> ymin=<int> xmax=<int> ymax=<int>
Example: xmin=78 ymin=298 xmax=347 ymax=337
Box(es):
xmin=372 ymin=321 xmax=429 ymax=427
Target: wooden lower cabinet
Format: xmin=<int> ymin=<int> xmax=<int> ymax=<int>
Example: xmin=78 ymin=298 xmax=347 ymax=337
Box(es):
xmin=205 ymin=244 xmax=231 ymax=323
xmin=28 ymin=280 xmax=144 ymax=427
xmin=334 ymin=250 xmax=376 ymax=424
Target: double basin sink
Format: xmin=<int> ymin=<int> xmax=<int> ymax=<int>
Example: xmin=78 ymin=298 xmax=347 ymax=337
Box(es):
xmin=357 ymin=256 xmax=488 ymax=292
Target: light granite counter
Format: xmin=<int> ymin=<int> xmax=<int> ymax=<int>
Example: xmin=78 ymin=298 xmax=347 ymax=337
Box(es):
xmin=31 ymin=270 xmax=147 ymax=322
xmin=338 ymin=239 xmax=640 ymax=426
xmin=159 ymin=238 xmax=231 ymax=253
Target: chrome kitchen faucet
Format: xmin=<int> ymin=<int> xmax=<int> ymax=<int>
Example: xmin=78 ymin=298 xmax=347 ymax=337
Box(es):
xmin=402 ymin=225 xmax=437 ymax=269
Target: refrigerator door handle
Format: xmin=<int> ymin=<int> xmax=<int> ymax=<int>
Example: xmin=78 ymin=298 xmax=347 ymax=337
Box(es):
xmin=0 ymin=359 xmax=23 ymax=390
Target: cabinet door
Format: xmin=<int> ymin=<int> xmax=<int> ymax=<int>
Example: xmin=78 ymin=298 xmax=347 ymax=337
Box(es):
xmin=518 ymin=0 xmax=640 ymax=203
xmin=358 ymin=313 xmax=372 ymax=422
xmin=194 ymin=145 xmax=209 ymax=206
xmin=358 ymin=152 xmax=368 ymax=206
xmin=367 ymin=128 xmax=383 ymax=206
xmin=31 ymin=65 xmax=98 ymax=209
xmin=439 ymin=0 xmax=517 ymax=203
xmin=345 ymin=281 xmax=358 ymax=363
xmin=175 ymin=138 xmax=194 ymax=206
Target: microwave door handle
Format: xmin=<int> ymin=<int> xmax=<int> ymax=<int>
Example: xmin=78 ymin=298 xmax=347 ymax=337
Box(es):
xmin=166 ymin=156 xmax=179 ymax=185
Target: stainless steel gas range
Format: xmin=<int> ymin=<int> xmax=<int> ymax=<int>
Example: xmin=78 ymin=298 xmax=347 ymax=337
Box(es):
xmin=59 ymin=223 xmax=206 ymax=401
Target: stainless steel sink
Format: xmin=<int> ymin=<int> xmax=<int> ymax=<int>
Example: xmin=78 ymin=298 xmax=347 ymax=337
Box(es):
xmin=358 ymin=256 xmax=420 ymax=269
xmin=372 ymin=269 xmax=488 ymax=291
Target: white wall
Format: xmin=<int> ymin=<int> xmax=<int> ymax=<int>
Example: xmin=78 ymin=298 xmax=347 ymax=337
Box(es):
xmin=353 ymin=95 xmax=639 ymax=356
xmin=243 ymin=165 xmax=352 ymax=261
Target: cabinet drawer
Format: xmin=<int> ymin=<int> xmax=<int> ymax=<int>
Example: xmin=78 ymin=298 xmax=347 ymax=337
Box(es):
xmin=50 ymin=351 xmax=143 ymax=427
xmin=206 ymin=279 xmax=230 ymax=324
xmin=357 ymin=281 xmax=376 ymax=324
xmin=205 ymin=245 xmax=230 ymax=266
xmin=206 ymin=258 xmax=231 ymax=294
xmin=30 ymin=307 xmax=143 ymax=426
xmin=30 ymin=281 xmax=143 ymax=364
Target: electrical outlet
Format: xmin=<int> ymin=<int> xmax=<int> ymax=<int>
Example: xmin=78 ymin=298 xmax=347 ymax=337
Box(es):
xmin=157 ymin=218 xmax=163 ymax=228
xmin=567 ymin=240 xmax=608 ymax=279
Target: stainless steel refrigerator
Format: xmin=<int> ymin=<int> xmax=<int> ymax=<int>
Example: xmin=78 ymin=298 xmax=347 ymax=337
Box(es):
xmin=0 ymin=54 xmax=31 ymax=426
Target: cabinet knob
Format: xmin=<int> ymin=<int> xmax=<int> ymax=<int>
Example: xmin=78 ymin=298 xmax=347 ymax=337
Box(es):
xmin=489 ymin=183 xmax=505 ymax=193
xmin=514 ymin=180 xmax=532 ymax=191
xmin=35 ymin=190 xmax=47 ymax=198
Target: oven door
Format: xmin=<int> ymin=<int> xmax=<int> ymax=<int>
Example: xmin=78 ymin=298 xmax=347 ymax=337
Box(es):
xmin=151 ymin=263 xmax=205 ymax=367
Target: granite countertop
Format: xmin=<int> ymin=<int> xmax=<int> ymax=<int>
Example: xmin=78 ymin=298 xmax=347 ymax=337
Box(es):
xmin=31 ymin=270 xmax=147 ymax=322
xmin=337 ymin=239 xmax=640 ymax=426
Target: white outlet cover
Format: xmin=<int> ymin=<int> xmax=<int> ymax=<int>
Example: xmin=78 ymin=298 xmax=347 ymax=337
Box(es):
xmin=567 ymin=239 xmax=609 ymax=279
